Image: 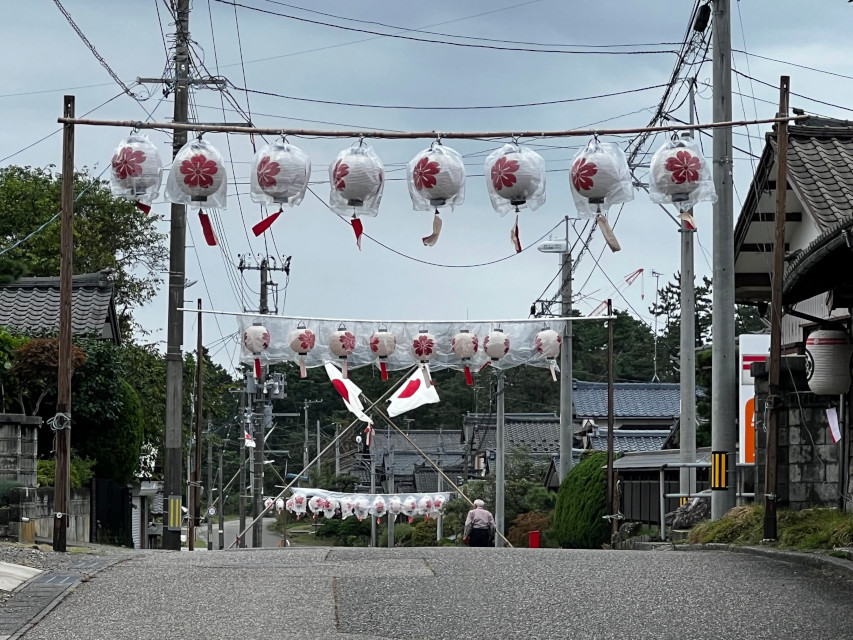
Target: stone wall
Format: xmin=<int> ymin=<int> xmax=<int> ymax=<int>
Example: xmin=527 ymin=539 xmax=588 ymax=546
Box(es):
xmin=0 ymin=486 xmax=90 ymax=542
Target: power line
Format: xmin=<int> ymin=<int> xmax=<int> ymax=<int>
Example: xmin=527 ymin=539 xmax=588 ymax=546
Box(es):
xmin=732 ymin=49 xmax=853 ymax=83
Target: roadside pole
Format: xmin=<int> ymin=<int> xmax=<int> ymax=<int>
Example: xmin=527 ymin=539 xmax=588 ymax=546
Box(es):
xmin=207 ymin=430 xmax=213 ymax=550
xmin=495 ymin=371 xmax=505 ymax=548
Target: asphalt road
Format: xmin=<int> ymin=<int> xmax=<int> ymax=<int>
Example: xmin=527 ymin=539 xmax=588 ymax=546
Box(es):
xmin=199 ymin=517 xmax=284 ymax=549
xmin=18 ymin=547 xmax=853 ymax=640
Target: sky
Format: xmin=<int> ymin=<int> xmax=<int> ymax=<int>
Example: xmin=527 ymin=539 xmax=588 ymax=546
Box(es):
xmin=2 ymin=0 xmax=852 ymax=377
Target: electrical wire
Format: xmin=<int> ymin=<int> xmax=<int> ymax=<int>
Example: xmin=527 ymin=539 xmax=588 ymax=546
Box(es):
xmin=732 ymin=49 xmax=853 ymax=83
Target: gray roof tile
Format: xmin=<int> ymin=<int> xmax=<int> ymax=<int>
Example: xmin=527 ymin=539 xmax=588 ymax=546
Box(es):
xmin=572 ymin=381 xmax=681 ymax=418
xmin=587 ymin=429 xmax=671 ymax=453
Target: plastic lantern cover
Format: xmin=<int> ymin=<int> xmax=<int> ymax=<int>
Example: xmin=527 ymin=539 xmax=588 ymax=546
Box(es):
xmin=569 ymin=139 xmax=633 ymax=217
xmin=330 ymin=325 xmax=357 ymax=378
xmin=329 ymin=142 xmax=384 ymax=217
xmin=243 ymin=324 xmax=270 ymax=380
xmin=291 ymin=492 xmax=307 ymax=516
xmin=485 ymin=143 xmax=546 ymax=215
xmin=308 ymin=495 xmax=324 ymax=516
xmin=417 ymin=495 xmax=433 ymax=518
xmin=649 ymin=136 xmax=716 ymax=212
xmin=371 ymin=496 xmax=387 ymax=520
xmin=452 ymin=330 xmax=479 ymax=385
xmin=411 ymin=331 xmax=437 ymax=363
xmin=535 ymin=328 xmax=561 ymax=358
xmin=275 ymin=498 xmax=285 ymax=513
xmin=340 ymin=496 xmax=355 ymax=520
xmin=407 ymin=144 xmax=466 ymax=211
xmin=484 ymin=329 xmax=510 ymax=360
xmin=250 ymin=140 xmax=311 ymax=207
xmin=402 ymin=495 xmax=418 ymax=522
xmin=354 ymin=496 xmax=371 ymax=521
xmin=431 ymin=494 xmax=445 ymax=515
xmin=288 ymin=323 xmax=316 ymax=379
xmin=285 ymin=498 xmax=294 ymax=512
xmin=370 ymin=328 xmax=396 ymax=381
xmin=165 ymin=138 xmax=227 ymax=208
xmin=322 ymin=497 xmax=338 ymax=519
xmin=109 ymin=132 xmax=162 ymax=206
xmin=388 ymin=496 xmax=403 ymax=520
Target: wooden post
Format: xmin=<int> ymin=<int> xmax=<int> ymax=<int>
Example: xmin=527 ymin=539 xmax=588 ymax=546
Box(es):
xmin=764 ymin=76 xmax=790 ymax=541
xmin=189 ymin=299 xmax=203 ymax=550
xmin=606 ymin=299 xmax=618 ymax=536
xmin=54 ymin=95 xmax=75 ymax=553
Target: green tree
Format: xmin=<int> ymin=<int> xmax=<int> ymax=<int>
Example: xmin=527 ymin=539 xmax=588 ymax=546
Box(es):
xmin=552 ymin=451 xmax=609 ymax=549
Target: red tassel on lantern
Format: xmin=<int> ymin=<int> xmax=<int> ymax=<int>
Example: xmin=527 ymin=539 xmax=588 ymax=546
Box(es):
xmin=380 ymin=361 xmax=388 ymax=381
xmin=135 ymin=201 xmax=151 ymax=215
xmin=352 ymin=217 xmax=364 ymax=250
xmin=252 ymin=208 xmax=282 ymax=236
xmin=198 ymin=210 xmax=217 ymax=246
xmin=298 ymin=356 xmax=307 ymax=379
xmin=464 ymin=365 xmax=473 ymax=386
xmin=254 ymin=358 xmax=262 ymax=380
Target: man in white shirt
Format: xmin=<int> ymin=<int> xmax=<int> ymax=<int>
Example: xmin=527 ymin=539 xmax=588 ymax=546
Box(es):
xmin=463 ymin=499 xmax=495 ymax=547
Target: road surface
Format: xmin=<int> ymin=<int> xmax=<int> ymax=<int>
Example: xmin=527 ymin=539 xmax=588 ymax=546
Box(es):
xmin=17 ymin=547 xmax=853 ymax=639
xmin=199 ymin=517 xmax=284 ymax=549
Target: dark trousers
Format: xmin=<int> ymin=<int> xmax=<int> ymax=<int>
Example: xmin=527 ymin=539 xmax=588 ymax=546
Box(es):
xmin=469 ymin=527 xmax=491 ymax=547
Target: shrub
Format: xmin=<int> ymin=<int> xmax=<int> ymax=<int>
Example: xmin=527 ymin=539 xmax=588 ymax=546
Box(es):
xmin=37 ymin=455 xmax=96 ymax=488
xmin=551 ymin=451 xmax=609 ymax=548
xmin=411 ymin=518 xmax=438 ymax=547
xmin=382 ymin=522 xmax=413 ymax=547
xmin=508 ymin=511 xmax=550 ymax=548
xmin=316 ymin=516 xmax=371 ymax=546
xmin=688 ymin=505 xmax=762 ymax=545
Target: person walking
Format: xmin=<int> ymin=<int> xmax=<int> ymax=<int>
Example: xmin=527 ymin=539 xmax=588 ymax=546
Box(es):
xmin=463 ymin=499 xmax=495 ymax=547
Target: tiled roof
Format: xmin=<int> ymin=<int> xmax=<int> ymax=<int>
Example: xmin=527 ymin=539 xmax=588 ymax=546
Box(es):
xmin=573 ymin=381 xmax=681 ymax=419
xmin=613 ymin=447 xmax=712 ymax=470
xmin=0 ymin=270 xmax=119 ymax=344
xmin=587 ymin=429 xmax=671 ymax=453
xmin=465 ymin=413 xmax=562 ymax=456
xmin=413 ymin=464 xmax=465 ymax=493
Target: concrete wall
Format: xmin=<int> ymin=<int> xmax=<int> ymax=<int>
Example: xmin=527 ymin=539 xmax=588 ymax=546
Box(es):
xmin=0 ymin=486 xmax=90 ymax=542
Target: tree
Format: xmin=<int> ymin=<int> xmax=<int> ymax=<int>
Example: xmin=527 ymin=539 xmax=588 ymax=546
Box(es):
xmin=551 ymin=451 xmax=609 ymax=548
xmin=0 ymin=165 xmax=168 ymax=336
xmin=11 ymin=337 xmax=86 ymax=415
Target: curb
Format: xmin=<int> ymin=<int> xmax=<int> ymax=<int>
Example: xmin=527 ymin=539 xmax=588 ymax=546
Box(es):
xmin=674 ymin=543 xmax=853 ymax=580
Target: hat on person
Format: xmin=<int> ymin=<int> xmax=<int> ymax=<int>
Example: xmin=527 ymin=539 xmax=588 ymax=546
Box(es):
xmin=473 ymin=499 xmax=485 ymax=508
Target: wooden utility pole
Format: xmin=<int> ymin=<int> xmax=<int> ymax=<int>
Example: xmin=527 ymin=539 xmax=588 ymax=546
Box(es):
xmin=54 ymin=95 xmax=75 ymax=553
xmin=606 ymin=300 xmax=617 ymax=536
xmin=764 ymin=76 xmax=790 ymax=541
xmin=189 ymin=299 xmax=203 ymax=550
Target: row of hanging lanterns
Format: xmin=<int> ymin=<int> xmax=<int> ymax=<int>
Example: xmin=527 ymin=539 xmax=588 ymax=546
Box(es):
xmin=245 ymin=321 xmax=562 ymax=384
xmin=109 ymin=132 xmax=716 ymax=249
xmin=287 ymin=491 xmax=448 ymax=524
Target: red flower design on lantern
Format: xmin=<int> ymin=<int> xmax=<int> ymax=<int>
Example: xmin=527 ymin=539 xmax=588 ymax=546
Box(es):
xmin=665 ymin=150 xmax=701 ymax=184
xmin=472 ymin=335 xmax=479 ymax=352
xmin=256 ymin=156 xmax=280 ymax=188
xmin=491 ymin=156 xmax=519 ymax=191
xmin=412 ymin=334 xmax=435 ymax=357
xmin=112 ymin=147 xmax=146 ymax=180
xmin=297 ymin=331 xmax=315 ymax=351
xmin=339 ymin=331 xmax=356 ymax=351
xmin=370 ymin=336 xmax=379 ymax=352
xmin=571 ymin=157 xmax=598 ymax=192
xmin=333 ymin=160 xmax=349 ymax=190
xmin=413 ymin=156 xmax=440 ymax=190
xmin=180 ymin=153 xmax=219 ymax=189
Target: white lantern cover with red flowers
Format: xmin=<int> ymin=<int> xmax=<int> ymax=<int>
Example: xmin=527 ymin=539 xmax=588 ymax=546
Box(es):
xmin=569 ymin=139 xmax=633 ymax=217
xmin=354 ymin=496 xmax=371 ymax=522
xmin=243 ymin=323 xmax=270 ymax=381
xmin=329 ymin=142 xmax=384 ymax=217
xmin=370 ymin=326 xmax=397 ymax=381
xmin=411 ymin=329 xmax=437 ymax=364
xmin=388 ymin=496 xmax=403 ymax=521
xmin=535 ymin=327 xmax=562 ymax=382
xmin=430 ymin=494 xmax=446 ymax=517
xmin=340 ymin=496 xmax=355 ymax=520
xmin=288 ymin=322 xmax=316 ymax=379
xmin=250 ymin=140 xmax=311 ymax=207
xmin=401 ymin=495 xmax=419 ymax=523
xmin=322 ymin=497 xmax=338 ymax=519
xmin=481 ymin=328 xmax=510 ymax=371
xmin=329 ymin=323 xmax=357 ymax=378
xmin=649 ymin=135 xmax=716 ymax=212
xmin=484 ymin=143 xmax=546 ymax=215
xmin=417 ymin=495 xmax=433 ymax=519
xmin=109 ymin=132 xmax=163 ymax=212
xmin=308 ymin=495 xmax=324 ymax=519
xmin=290 ymin=492 xmax=307 ymax=518
xmin=371 ymin=496 xmax=387 ymax=523
xmin=805 ymin=329 xmax=853 ymax=396
xmin=407 ymin=144 xmax=466 ymax=246
xmin=451 ymin=330 xmax=479 ymax=386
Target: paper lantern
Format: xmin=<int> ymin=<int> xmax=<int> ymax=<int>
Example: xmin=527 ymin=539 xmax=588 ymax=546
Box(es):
xmin=291 ymin=492 xmax=307 ymax=518
xmin=308 ymin=495 xmax=324 ymax=519
xmin=452 ymin=330 xmax=479 ymax=386
xmin=285 ymin=497 xmax=294 ymax=512
xmin=329 ymin=142 xmax=384 ymax=217
xmin=805 ymin=329 xmax=853 ymax=395
xmin=569 ymin=139 xmax=633 ymax=217
xmin=649 ymin=135 xmax=716 ymax=212
xmin=288 ymin=322 xmax=316 ymax=378
xmin=485 ymin=143 xmax=546 ymax=215
xmin=340 ymin=496 xmax=355 ymax=520
xmin=431 ymin=494 xmax=446 ymax=516
xmin=401 ymin=495 xmax=419 ymax=523
xmin=329 ymin=323 xmax=356 ymax=378
xmin=417 ymin=495 xmax=433 ymax=519
xmin=388 ymin=496 xmax=403 ymax=521
xmin=536 ymin=327 xmax=562 ymax=382
xmin=250 ymin=140 xmax=311 ymax=207
xmin=354 ymin=496 xmax=371 ymax=522
xmin=370 ymin=327 xmax=397 ymax=381
xmin=483 ymin=328 xmax=510 ymax=363
xmin=412 ymin=330 xmax=437 ymax=363
xmin=165 ymin=138 xmax=227 ymax=246
xmin=243 ymin=323 xmax=270 ymax=381
xmin=323 ymin=497 xmax=338 ymax=519
xmin=275 ymin=498 xmax=285 ymax=513
xmin=109 ymin=132 xmax=162 ymax=213
xmin=408 ymin=144 xmax=466 ymax=246
xmin=372 ymin=496 xmax=387 ymax=523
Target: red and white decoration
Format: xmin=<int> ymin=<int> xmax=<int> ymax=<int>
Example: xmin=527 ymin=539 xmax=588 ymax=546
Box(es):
xmin=417 ymin=495 xmax=433 ymax=518
xmin=250 ymin=140 xmax=311 ymax=235
xmin=354 ymin=496 xmax=371 ymax=522
xmin=371 ymin=496 xmax=387 ymax=523
xmin=109 ymin=132 xmax=162 ymax=214
xmin=431 ymin=494 xmax=446 ymax=516
xmin=411 ymin=330 xmax=437 ymax=364
xmin=452 ymin=330 xmax=479 ymax=386
xmin=291 ymin=492 xmax=307 ymax=518
xmin=370 ymin=327 xmax=397 ymax=381
xmin=407 ymin=144 xmax=466 ymax=246
xmin=569 ymin=138 xmax=634 ymax=217
xmin=535 ymin=327 xmax=562 ymax=382
xmin=482 ymin=328 xmax=510 ymax=370
xmin=329 ymin=142 xmax=384 ymax=217
xmin=340 ymin=496 xmax=355 ymax=520
xmin=286 ymin=490 xmax=450 ymax=521
xmin=387 ymin=366 xmax=440 ymax=417
xmin=485 ymin=143 xmax=546 ymax=216
xmin=165 ymin=138 xmax=227 ymax=246
xmin=243 ymin=323 xmax=270 ymax=381
xmin=329 ymin=323 xmax=357 ymax=378
xmin=402 ymin=495 xmax=418 ymax=523
xmin=322 ymin=497 xmax=338 ymax=519
xmin=805 ymin=329 xmax=853 ymax=396
xmin=388 ymin=496 xmax=403 ymax=521
xmin=325 ymin=362 xmax=374 ymax=433
xmin=649 ymin=135 xmax=716 ymax=212
xmin=288 ymin=322 xmax=316 ymax=378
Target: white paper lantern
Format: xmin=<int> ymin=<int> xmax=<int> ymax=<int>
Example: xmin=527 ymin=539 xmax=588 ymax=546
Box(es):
xmin=485 ymin=143 xmax=546 ymax=215
xmin=322 ymin=497 xmax=338 ymax=519
xmin=805 ymin=329 xmax=853 ymax=395
xmin=569 ymin=139 xmax=633 ymax=217
xmin=649 ymin=136 xmax=716 ymax=212
xmin=484 ymin=328 xmax=510 ymax=362
xmin=275 ymin=498 xmax=285 ymax=513
xmin=250 ymin=140 xmax=311 ymax=207
xmin=452 ymin=330 xmax=479 ymax=386
xmin=401 ymin=495 xmax=419 ymax=523
xmin=291 ymin=492 xmax=307 ymax=518
xmin=354 ymin=496 xmax=371 ymax=521
xmin=417 ymin=495 xmax=433 ymax=518
xmin=243 ymin=323 xmax=270 ymax=381
xmin=370 ymin=327 xmax=396 ymax=381
xmin=308 ymin=495 xmax=324 ymax=518
xmin=431 ymin=494 xmax=446 ymax=516
xmin=388 ymin=496 xmax=403 ymax=521
xmin=340 ymin=496 xmax=355 ymax=520
xmin=411 ymin=330 xmax=437 ymax=363
xmin=329 ymin=323 xmax=356 ymax=378
xmin=371 ymin=496 xmax=387 ymax=523
xmin=109 ymin=133 xmax=162 ymax=211
xmin=536 ymin=328 xmax=562 ymax=382
xmin=408 ymin=144 xmax=466 ymax=209
xmin=329 ymin=143 xmax=384 ymax=217
xmin=166 ymin=138 xmax=226 ymax=206
xmin=288 ymin=322 xmax=316 ymax=378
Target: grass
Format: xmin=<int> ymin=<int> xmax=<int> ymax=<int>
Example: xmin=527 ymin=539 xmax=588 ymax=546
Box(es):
xmin=688 ymin=505 xmax=853 ymax=551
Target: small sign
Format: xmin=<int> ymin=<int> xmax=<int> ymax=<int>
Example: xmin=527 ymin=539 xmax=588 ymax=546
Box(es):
xmin=168 ymin=496 xmax=182 ymax=531
xmin=208 ymin=506 xmax=216 ymax=517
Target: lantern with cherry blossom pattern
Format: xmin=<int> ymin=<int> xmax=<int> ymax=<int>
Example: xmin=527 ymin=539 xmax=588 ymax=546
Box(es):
xmin=411 ymin=329 xmax=437 ymax=364
xmin=370 ymin=326 xmax=397 ymax=381
xmin=109 ymin=132 xmax=162 ymax=214
xmin=649 ymin=135 xmax=716 ymax=212
xmin=452 ymin=330 xmax=479 ymax=386
xmin=402 ymin=495 xmax=419 ymax=523
xmin=407 ymin=143 xmax=466 ymax=246
xmin=291 ymin=492 xmax=307 ymax=518
xmin=354 ymin=496 xmax=371 ymax=522
xmin=340 ymin=496 xmax=355 ymax=520
xmin=243 ymin=323 xmax=270 ymax=381
xmin=288 ymin=322 xmax=316 ymax=378
xmin=322 ymin=497 xmax=338 ymax=519
xmin=329 ymin=142 xmax=384 ymax=216
xmin=485 ymin=143 xmax=546 ymax=215
xmin=535 ymin=327 xmax=562 ymax=382
xmin=569 ymin=139 xmax=633 ymax=217
xmin=431 ymin=494 xmax=446 ymax=517
xmin=388 ymin=496 xmax=403 ymax=522
xmin=372 ymin=496 xmax=387 ymax=523
xmin=417 ymin=495 xmax=433 ymax=519
xmin=329 ymin=323 xmax=356 ymax=378
xmin=250 ymin=140 xmax=311 ymax=207
xmin=483 ymin=328 xmax=510 ymax=368
xmin=308 ymin=495 xmax=324 ymax=519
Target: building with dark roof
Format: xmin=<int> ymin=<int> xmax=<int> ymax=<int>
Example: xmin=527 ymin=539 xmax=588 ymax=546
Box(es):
xmin=572 ymin=380 xmax=680 ymax=430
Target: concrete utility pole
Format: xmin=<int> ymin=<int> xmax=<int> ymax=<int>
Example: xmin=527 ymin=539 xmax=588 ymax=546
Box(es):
xmin=559 ymin=242 xmax=574 ymax=482
xmin=316 ymin=419 xmax=322 ymax=473
xmin=218 ymin=447 xmax=225 ymax=550
xmin=387 ymin=433 xmax=395 ymax=548
xmin=302 ymin=399 xmax=322 ymax=481
xmin=189 ymin=299 xmax=203 ymax=551
xmin=495 ymin=372 xmax=505 ymax=548
xmin=238 ymin=394 xmax=247 ymax=547
xmin=206 ymin=427 xmax=213 ymax=550
xmin=335 ymin=424 xmax=341 ymax=476
xmin=606 ymin=300 xmax=617 ymax=536
xmin=162 ymin=0 xmax=190 ymax=551
xmin=651 ymin=270 xmax=663 ymax=383
xmin=711 ymin=0 xmax=737 ymax=520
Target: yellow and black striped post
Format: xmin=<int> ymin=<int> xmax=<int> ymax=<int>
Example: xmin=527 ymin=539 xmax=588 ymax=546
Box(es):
xmin=711 ymin=452 xmax=727 ymax=490
xmin=168 ymin=495 xmax=182 ymax=531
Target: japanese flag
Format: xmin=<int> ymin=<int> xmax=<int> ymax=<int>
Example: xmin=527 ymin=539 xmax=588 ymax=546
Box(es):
xmin=387 ymin=366 xmax=440 ymax=417
xmin=244 ymin=430 xmax=256 ymax=449
xmin=325 ymin=362 xmax=373 ymax=426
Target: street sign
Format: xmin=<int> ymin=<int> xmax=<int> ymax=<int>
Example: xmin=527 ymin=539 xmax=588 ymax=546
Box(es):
xmin=207 ymin=506 xmax=216 ymax=517
xmin=537 ymin=240 xmax=568 ymax=253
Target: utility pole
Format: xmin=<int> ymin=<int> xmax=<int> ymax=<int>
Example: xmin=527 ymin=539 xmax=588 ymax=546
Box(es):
xmin=302 ymin=399 xmax=323 ymax=481
xmin=54 ymin=95 xmax=74 ymax=553
xmin=162 ymin=0 xmax=190 ymax=551
xmin=495 ymin=371 xmax=505 ymax=548
xmin=606 ymin=300 xmax=618 ymax=537
xmin=711 ymin=0 xmax=737 ymax=520
xmin=316 ymin=419 xmax=322 ymax=475
xmin=189 ymin=299 xmax=203 ymax=551
xmin=764 ymin=76 xmax=790 ymax=541
xmin=387 ymin=432 xmax=395 ymax=548
xmin=218 ymin=446 xmax=225 ymax=550
xmin=335 ymin=424 xmax=340 ymax=476
xmin=436 ymin=471 xmax=444 ymax=541
xmin=206 ymin=426 xmax=213 ymax=550
xmin=559 ymin=233 xmax=574 ymax=483
xmin=238 ymin=394 xmax=247 ymax=548
xmin=370 ymin=446 xmax=377 ymax=547
xmin=651 ymin=270 xmax=663 ymax=382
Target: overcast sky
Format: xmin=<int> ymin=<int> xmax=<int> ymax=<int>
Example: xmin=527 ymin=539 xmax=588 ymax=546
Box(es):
xmin=3 ymin=0 xmax=852 ymax=375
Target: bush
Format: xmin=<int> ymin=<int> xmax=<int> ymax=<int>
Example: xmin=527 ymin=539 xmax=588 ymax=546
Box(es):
xmin=551 ymin=451 xmax=609 ymax=548
xmin=383 ymin=522 xmax=413 ymax=547
xmin=410 ymin=518 xmax=438 ymax=547
xmin=37 ymin=455 xmax=96 ymax=488
xmin=316 ymin=516 xmax=371 ymax=546
xmin=688 ymin=505 xmax=762 ymax=545
xmin=508 ymin=511 xmax=550 ymax=548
